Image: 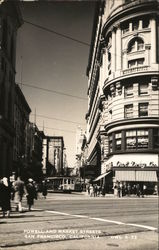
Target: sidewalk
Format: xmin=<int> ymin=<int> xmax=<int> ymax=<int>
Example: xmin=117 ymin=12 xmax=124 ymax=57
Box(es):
xmin=73 ymin=191 xmax=159 ymax=198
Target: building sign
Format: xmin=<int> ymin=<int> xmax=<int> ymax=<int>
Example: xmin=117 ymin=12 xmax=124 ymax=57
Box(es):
xmin=116 ymin=161 xmax=157 ymax=168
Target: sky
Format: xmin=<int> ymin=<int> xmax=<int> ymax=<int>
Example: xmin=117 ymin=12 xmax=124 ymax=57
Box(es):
xmin=16 ymin=1 xmax=95 ymax=168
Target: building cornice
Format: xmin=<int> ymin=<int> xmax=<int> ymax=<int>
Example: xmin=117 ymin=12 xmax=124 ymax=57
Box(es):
xmin=105 ymin=117 xmax=159 ymax=133
xmin=102 ymin=0 xmax=159 ymax=39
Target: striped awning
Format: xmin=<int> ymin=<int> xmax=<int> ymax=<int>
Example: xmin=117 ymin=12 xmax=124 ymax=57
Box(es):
xmin=116 ymin=170 xmax=158 ymax=182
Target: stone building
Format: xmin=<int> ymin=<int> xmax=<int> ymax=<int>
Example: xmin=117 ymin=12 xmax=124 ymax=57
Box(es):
xmin=0 ymin=1 xmax=23 ymax=178
xmin=13 ymin=83 xmax=31 ymax=177
xmin=86 ymin=0 xmax=159 ymax=193
xmin=45 ymin=136 xmax=65 ymax=177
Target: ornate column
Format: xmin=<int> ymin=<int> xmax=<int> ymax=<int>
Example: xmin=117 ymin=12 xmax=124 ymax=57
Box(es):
xmin=150 ymin=16 xmax=157 ymax=64
xmin=129 ymin=22 xmax=132 ymax=32
xmin=139 ymin=20 xmax=142 ymax=30
xmin=111 ymin=27 xmax=116 ymax=74
xmin=116 ymin=24 xmax=122 ymax=71
xmin=123 ymin=49 xmax=127 ymax=70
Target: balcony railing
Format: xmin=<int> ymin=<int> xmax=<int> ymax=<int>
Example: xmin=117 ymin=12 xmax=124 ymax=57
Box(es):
xmin=123 ymin=66 xmax=150 ymax=75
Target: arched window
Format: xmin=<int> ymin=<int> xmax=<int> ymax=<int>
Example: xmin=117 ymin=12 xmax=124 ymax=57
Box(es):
xmin=0 ymin=82 xmax=6 ymax=116
xmin=128 ymin=37 xmax=144 ymax=53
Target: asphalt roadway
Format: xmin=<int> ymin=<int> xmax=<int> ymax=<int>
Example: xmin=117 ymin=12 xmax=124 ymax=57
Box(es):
xmin=0 ymin=192 xmax=158 ymax=250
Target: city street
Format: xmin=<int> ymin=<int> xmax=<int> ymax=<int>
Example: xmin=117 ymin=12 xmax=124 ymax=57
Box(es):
xmin=0 ymin=193 xmax=158 ymax=250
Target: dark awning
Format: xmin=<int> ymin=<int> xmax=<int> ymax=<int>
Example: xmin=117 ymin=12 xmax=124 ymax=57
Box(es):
xmin=93 ymin=171 xmax=111 ymax=182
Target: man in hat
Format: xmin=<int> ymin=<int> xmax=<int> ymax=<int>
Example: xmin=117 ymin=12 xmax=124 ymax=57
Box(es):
xmin=26 ymin=179 xmax=37 ymax=211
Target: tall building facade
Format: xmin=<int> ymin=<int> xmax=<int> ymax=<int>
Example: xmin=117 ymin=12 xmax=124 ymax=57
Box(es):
xmin=28 ymin=123 xmax=44 ymax=181
xmin=45 ymin=136 xmax=65 ymax=177
xmin=86 ymin=0 xmax=159 ymax=192
xmin=13 ymin=83 xmax=31 ymax=177
xmin=75 ymin=126 xmax=86 ymax=176
xmin=0 ymin=1 xmax=23 ymax=178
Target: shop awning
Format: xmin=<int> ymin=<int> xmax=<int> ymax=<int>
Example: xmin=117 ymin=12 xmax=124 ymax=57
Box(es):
xmin=116 ymin=170 xmax=158 ymax=182
xmin=136 ymin=171 xmax=158 ymax=182
xmin=93 ymin=171 xmax=111 ymax=182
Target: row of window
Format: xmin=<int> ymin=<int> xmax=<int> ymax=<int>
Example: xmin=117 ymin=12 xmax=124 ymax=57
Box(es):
xmin=124 ymin=102 xmax=148 ymax=118
xmin=122 ymin=17 xmax=150 ymax=34
xmin=109 ymin=128 xmax=159 ymax=153
xmin=0 ymin=18 xmax=15 ymax=63
xmin=107 ymin=37 xmax=146 ymax=75
xmin=0 ymin=57 xmax=14 ymax=83
xmin=125 ymin=82 xmax=148 ymax=97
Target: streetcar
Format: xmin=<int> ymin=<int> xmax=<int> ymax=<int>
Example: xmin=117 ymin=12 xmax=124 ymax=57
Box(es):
xmin=45 ymin=176 xmax=82 ymax=193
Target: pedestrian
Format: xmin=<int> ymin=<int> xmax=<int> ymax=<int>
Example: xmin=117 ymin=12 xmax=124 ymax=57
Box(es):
xmin=113 ymin=184 xmax=118 ymax=197
xmin=13 ymin=176 xmax=25 ymax=212
xmin=0 ymin=177 xmax=11 ymax=218
xmin=117 ymin=182 xmax=121 ymax=198
xmin=87 ymin=184 xmax=90 ymax=195
xmin=142 ymin=184 xmax=147 ymax=197
xmin=119 ymin=182 xmax=123 ymax=197
xmin=26 ymin=179 xmax=37 ymax=211
xmin=136 ymin=184 xmax=141 ymax=197
xmin=127 ymin=183 xmax=131 ymax=197
xmin=42 ymin=180 xmax=47 ymax=199
xmin=93 ymin=184 xmax=98 ymax=197
xmin=89 ymin=184 xmax=94 ymax=197
xmin=101 ymin=185 xmax=106 ymax=197
xmin=97 ymin=185 xmax=101 ymax=196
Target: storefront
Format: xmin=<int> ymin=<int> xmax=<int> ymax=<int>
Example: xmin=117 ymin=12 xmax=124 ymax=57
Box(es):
xmin=113 ymin=167 xmax=158 ymax=195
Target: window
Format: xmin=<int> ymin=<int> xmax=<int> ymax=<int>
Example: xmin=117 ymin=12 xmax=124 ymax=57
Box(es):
xmin=115 ymin=132 xmax=121 ymax=150
xmin=124 ymin=104 xmax=133 ymax=118
xmin=1 ymin=57 xmax=6 ymax=71
xmin=153 ymin=129 xmax=159 ymax=149
xmin=9 ymin=71 xmax=13 ymax=82
xmin=132 ymin=21 xmax=139 ymax=31
xmin=137 ymin=39 xmax=144 ymax=50
xmin=122 ymin=22 xmax=129 ymax=34
xmin=109 ymin=135 xmax=113 ymax=153
xmin=139 ymin=103 xmax=148 ymax=117
xmin=128 ymin=58 xmax=144 ymax=68
xmin=2 ymin=19 xmax=7 ymax=49
xmin=126 ymin=130 xmax=148 ymax=149
xmin=137 ymin=130 xmax=148 ymax=148
xmin=109 ymin=109 xmax=112 ymax=119
xmin=126 ymin=130 xmax=136 ymax=149
xmin=143 ymin=19 xmax=149 ymax=29
xmin=0 ymin=82 xmax=5 ymax=116
xmin=139 ymin=83 xmax=148 ymax=95
xmin=125 ymin=84 xmax=133 ymax=97
xmin=128 ymin=38 xmax=144 ymax=53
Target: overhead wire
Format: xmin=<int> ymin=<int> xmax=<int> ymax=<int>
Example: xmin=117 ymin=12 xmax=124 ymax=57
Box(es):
xmin=30 ymin=113 xmax=86 ymax=125
xmin=24 ymin=20 xmax=90 ymax=47
xmin=16 ymin=82 xmax=87 ymax=101
xmin=38 ymin=125 xmax=76 ymax=134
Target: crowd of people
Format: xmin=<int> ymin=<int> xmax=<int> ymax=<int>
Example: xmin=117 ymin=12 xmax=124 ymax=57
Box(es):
xmin=87 ymin=184 xmax=106 ymax=197
xmin=0 ymin=177 xmax=48 ymax=218
xmin=113 ymin=182 xmax=147 ymax=198
xmin=86 ymin=182 xmax=157 ymax=198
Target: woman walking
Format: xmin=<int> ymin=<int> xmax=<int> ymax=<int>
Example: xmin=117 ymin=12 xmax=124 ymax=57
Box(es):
xmin=42 ymin=180 xmax=47 ymax=199
xmin=13 ymin=177 xmax=25 ymax=212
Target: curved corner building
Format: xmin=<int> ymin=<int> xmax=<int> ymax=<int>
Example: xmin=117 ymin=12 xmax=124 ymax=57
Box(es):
xmin=86 ymin=0 xmax=159 ymax=193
